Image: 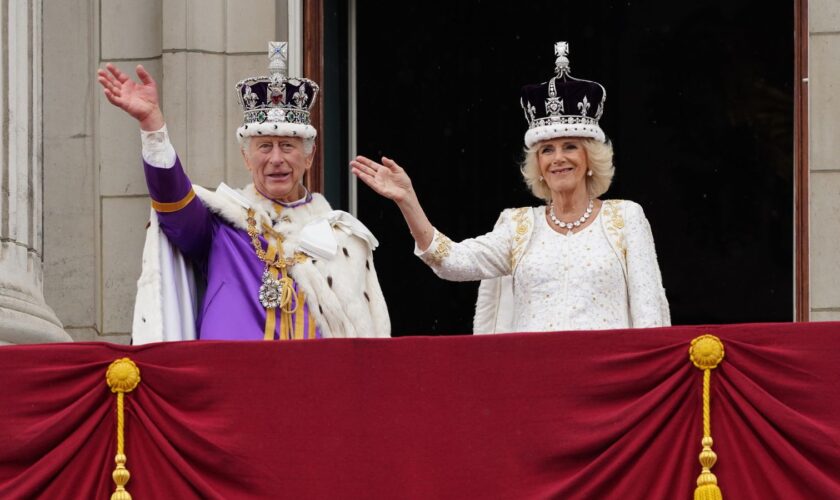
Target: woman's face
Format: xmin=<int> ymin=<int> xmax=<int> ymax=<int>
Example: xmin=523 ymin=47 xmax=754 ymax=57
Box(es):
xmin=537 ymin=137 xmax=588 ymax=196
xmin=242 ymin=135 xmax=314 ymax=202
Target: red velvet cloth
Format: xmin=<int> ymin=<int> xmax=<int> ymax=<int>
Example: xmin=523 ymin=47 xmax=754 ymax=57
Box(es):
xmin=1 ymin=322 xmax=839 ymax=499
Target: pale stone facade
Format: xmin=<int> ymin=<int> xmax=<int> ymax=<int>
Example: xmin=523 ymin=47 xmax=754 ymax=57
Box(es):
xmin=39 ymin=0 xmax=288 ymax=343
xmin=809 ymin=0 xmax=840 ymax=321
xmin=0 ymin=0 xmax=70 ymax=344
xmin=0 ymin=2 xmax=834 ymax=343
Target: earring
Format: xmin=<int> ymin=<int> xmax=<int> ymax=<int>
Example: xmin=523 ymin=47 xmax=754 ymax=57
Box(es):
xmin=539 ymin=176 xmax=544 ymax=182
xmin=587 ymin=169 xmax=593 ymax=177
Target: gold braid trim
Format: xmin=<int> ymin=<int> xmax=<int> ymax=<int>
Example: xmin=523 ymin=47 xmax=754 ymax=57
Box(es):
xmin=247 ymin=209 xmax=307 ymax=340
xmin=246 ymin=210 xmax=308 ymax=271
xmin=151 ymin=189 xmax=196 ymax=213
xmin=689 ymin=335 xmax=725 ymax=500
xmin=263 ymin=242 xmax=279 ymax=340
xmin=106 ymin=358 xmax=141 ymax=500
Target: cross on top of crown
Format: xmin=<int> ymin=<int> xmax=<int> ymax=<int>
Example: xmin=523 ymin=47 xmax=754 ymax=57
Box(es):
xmin=554 ymin=41 xmax=571 ymax=76
xmin=268 ymin=41 xmax=288 ymax=78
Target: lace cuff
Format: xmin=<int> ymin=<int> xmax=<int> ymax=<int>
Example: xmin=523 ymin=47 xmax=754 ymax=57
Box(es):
xmin=141 ymin=124 xmax=177 ymax=168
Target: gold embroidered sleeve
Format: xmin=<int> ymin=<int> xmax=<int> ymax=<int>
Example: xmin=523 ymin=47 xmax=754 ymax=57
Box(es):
xmin=427 ymin=232 xmax=453 ymax=266
xmin=413 ymin=215 xmax=514 ymax=282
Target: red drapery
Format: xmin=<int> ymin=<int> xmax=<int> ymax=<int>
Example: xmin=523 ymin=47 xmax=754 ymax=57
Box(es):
xmin=1 ymin=322 xmax=839 ymax=499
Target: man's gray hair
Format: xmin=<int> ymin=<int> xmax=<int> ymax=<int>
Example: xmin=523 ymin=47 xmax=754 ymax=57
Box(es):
xmin=240 ymin=135 xmax=315 ymax=156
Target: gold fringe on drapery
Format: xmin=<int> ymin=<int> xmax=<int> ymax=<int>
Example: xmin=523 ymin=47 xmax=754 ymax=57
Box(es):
xmin=689 ymin=335 xmax=725 ymax=500
xmin=105 ymin=358 xmax=141 ymax=500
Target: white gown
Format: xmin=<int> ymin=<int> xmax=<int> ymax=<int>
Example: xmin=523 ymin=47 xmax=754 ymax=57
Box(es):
xmin=514 ymin=212 xmax=628 ymax=332
xmin=414 ymin=200 xmax=670 ymax=333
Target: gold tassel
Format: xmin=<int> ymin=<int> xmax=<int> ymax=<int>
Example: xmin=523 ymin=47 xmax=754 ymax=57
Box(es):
xmin=106 ymin=358 xmax=141 ymax=500
xmin=689 ymin=335 xmax=725 ymax=500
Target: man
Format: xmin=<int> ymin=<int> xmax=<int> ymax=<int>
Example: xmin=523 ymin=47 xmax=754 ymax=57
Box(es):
xmin=97 ymin=42 xmax=390 ymax=342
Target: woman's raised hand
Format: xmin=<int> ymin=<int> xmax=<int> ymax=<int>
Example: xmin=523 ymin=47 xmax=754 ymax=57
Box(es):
xmin=351 ymin=155 xmax=435 ymax=249
xmin=96 ymin=63 xmax=164 ymax=131
xmin=351 ymin=156 xmax=415 ymax=204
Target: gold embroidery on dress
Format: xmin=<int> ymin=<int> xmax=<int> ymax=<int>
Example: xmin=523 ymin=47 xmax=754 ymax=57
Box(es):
xmin=602 ymin=200 xmax=627 ymax=257
xmin=428 ymin=233 xmax=453 ymax=265
xmin=510 ymin=207 xmax=532 ymax=270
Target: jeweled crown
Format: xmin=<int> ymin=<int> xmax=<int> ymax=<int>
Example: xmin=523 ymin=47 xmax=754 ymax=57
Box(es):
xmin=520 ymin=42 xmax=607 ymax=147
xmin=235 ymin=41 xmax=320 ymax=143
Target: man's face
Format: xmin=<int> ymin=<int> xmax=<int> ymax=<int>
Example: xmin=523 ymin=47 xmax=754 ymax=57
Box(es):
xmin=242 ymin=136 xmax=314 ymax=202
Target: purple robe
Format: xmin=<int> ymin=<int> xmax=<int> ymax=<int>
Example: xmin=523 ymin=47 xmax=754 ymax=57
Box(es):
xmin=144 ymin=157 xmax=320 ymax=340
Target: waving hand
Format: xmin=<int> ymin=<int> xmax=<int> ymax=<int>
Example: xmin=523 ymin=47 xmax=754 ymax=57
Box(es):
xmin=96 ymin=63 xmax=164 ymax=130
xmin=350 ymin=156 xmax=415 ymax=203
xmin=351 ymin=155 xmax=435 ymax=250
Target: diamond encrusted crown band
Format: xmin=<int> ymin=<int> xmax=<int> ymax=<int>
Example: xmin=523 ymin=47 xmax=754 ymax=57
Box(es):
xmin=235 ymin=41 xmax=320 ymax=142
xmin=520 ymin=42 xmax=607 ymax=146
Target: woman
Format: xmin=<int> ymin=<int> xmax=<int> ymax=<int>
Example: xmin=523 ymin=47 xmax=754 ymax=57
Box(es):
xmin=351 ymin=42 xmax=669 ymax=334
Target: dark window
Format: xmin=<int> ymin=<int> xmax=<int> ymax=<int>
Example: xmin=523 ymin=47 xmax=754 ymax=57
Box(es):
xmin=350 ymin=1 xmax=793 ymax=335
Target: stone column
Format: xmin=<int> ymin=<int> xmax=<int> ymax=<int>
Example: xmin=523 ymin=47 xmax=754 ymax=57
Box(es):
xmin=0 ymin=0 xmax=70 ymax=344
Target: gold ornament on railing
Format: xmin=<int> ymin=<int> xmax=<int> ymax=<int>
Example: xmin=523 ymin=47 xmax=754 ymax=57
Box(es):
xmin=106 ymin=358 xmax=141 ymax=500
xmin=689 ymin=335 xmax=725 ymax=500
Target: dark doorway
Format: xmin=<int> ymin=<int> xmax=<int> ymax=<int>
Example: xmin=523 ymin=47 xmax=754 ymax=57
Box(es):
xmin=352 ymin=1 xmax=794 ymax=336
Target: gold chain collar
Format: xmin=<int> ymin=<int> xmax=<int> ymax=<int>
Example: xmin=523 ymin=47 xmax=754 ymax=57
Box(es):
xmin=246 ymin=208 xmax=308 ymax=312
xmin=246 ymin=209 xmax=308 ymax=270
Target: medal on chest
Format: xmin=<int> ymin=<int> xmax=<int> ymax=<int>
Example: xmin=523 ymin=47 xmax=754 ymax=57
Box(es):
xmin=246 ymin=209 xmax=308 ymax=311
xmin=246 ymin=207 xmax=314 ymax=341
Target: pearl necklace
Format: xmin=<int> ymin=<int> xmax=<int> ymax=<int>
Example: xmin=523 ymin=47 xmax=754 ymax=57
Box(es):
xmin=548 ymin=199 xmax=594 ymax=230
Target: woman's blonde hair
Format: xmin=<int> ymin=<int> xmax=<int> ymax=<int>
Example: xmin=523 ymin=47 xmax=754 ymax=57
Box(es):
xmin=520 ymin=138 xmax=614 ymax=202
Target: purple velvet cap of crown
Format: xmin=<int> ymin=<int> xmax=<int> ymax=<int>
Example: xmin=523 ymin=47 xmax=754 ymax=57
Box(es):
xmin=235 ymin=42 xmax=319 ymax=143
xmin=520 ymin=42 xmax=607 ymax=147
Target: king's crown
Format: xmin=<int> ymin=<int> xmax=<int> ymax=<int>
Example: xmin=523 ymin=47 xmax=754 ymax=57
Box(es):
xmin=235 ymin=41 xmax=320 ymax=141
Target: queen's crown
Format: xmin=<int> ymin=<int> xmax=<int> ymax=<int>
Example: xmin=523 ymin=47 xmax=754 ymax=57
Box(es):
xmin=520 ymin=42 xmax=607 ymax=146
